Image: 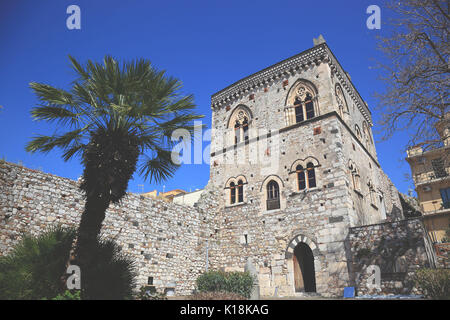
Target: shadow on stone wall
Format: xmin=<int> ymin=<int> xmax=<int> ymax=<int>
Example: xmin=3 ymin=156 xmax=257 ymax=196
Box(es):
xmin=346 ymin=214 xmax=432 ymax=296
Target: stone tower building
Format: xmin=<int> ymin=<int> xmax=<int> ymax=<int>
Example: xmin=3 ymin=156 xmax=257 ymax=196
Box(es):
xmin=200 ymin=39 xmax=404 ymax=297
xmin=2 ymin=38 xmax=430 ymax=298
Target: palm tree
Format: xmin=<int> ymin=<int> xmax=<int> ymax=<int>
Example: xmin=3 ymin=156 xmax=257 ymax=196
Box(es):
xmin=26 ymin=55 xmax=203 ymax=286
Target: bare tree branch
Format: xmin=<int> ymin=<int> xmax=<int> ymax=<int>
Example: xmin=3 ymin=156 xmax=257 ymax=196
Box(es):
xmin=374 ymin=0 xmax=449 ymax=151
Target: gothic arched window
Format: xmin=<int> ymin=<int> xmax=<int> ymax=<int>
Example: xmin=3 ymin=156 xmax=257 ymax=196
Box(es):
xmin=368 ymin=180 xmax=376 ymax=206
xmin=228 ymin=107 xmax=252 ymax=145
xmin=266 ymin=180 xmax=280 ymax=210
xmin=363 ymin=121 xmax=372 ymax=147
xmin=226 ymin=176 xmax=247 ymax=205
xmin=335 ymin=84 xmax=348 ymax=118
xmin=355 ymin=125 xmax=362 ymax=141
xmin=285 ymin=81 xmax=318 ymax=126
xmin=349 ymin=161 xmax=361 ymax=192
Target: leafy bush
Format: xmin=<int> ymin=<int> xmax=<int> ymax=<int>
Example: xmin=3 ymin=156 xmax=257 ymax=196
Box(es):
xmin=0 ymin=226 xmax=76 ymax=300
xmin=136 ymin=286 xmax=167 ymax=300
xmin=42 ymin=290 xmax=81 ymax=300
xmin=0 ymin=226 xmax=136 ymax=300
xmin=190 ymin=291 xmax=246 ymax=300
xmin=196 ymin=270 xmax=227 ymax=293
xmin=414 ymin=268 xmax=450 ymax=300
xmin=196 ymin=270 xmax=254 ymax=299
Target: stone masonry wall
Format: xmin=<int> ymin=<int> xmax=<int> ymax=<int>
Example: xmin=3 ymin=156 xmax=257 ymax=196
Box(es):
xmin=0 ymin=161 xmax=206 ymax=296
xmin=348 ymin=218 xmax=433 ymax=296
xmin=204 ymin=114 xmax=358 ymax=297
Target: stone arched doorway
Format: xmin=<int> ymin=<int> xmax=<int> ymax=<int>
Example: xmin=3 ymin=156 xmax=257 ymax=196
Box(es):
xmin=293 ymin=243 xmax=316 ymax=292
xmin=286 ymin=234 xmax=319 ymax=294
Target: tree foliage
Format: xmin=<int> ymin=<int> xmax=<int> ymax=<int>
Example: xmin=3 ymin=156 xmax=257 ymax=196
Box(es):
xmin=26 ymin=55 xmax=203 ymax=182
xmin=25 ymin=55 xmax=203 ymax=290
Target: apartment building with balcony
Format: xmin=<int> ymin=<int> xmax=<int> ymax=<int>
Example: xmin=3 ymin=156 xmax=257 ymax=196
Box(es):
xmin=406 ymin=114 xmax=450 ymax=243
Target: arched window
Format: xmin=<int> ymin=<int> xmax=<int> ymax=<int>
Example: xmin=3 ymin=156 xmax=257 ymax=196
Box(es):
xmin=285 ymin=81 xmax=318 ymax=126
xmin=237 ymin=179 xmax=244 ymax=203
xmin=293 ymin=159 xmax=319 ymax=191
xmin=355 ymin=125 xmax=362 ymax=141
xmin=228 ymin=107 xmax=252 ymax=145
xmin=349 ymin=162 xmax=361 ymax=191
xmin=266 ymin=180 xmax=280 ymax=210
xmin=363 ymin=121 xmax=372 ymax=147
xmin=368 ymin=181 xmax=376 ymax=206
xmin=306 ymin=162 xmax=317 ymax=188
xmin=230 ymin=182 xmax=236 ymax=204
xmin=335 ymin=84 xmax=348 ymax=118
xmin=226 ymin=176 xmax=247 ymax=205
xmin=296 ymin=165 xmax=306 ymax=190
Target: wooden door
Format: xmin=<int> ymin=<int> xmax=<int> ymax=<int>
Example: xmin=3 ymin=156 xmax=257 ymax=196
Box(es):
xmin=293 ymin=254 xmax=304 ymax=292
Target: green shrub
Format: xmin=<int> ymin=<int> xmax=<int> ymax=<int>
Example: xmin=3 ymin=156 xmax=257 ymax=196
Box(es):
xmin=0 ymin=226 xmax=76 ymax=300
xmin=42 ymin=290 xmax=81 ymax=300
xmin=190 ymin=291 xmax=246 ymax=300
xmin=196 ymin=270 xmax=254 ymax=299
xmin=135 ymin=286 xmax=167 ymax=300
xmin=196 ymin=270 xmax=227 ymax=293
xmin=414 ymin=268 xmax=450 ymax=300
xmin=0 ymin=226 xmax=136 ymax=300
xmin=225 ymin=271 xmax=254 ymax=298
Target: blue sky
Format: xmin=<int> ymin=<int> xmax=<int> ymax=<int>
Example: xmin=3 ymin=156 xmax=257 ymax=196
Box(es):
xmin=0 ymin=0 xmax=415 ymax=195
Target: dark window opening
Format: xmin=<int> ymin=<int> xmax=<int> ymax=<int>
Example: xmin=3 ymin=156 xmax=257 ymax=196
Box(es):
xmin=307 ymin=162 xmax=316 ymax=188
xmin=237 ymin=180 xmax=244 ymax=203
xmin=242 ymin=118 xmax=249 ymax=141
xmin=296 ymin=165 xmax=306 ymax=190
xmin=234 ymin=120 xmax=240 ymax=144
xmin=295 ymin=105 xmax=304 ymax=123
xmin=305 ymin=98 xmax=315 ymax=119
xmin=440 ymin=187 xmax=450 ymax=209
xmin=230 ymin=182 xmax=236 ymax=204
xmin=267 ymin=180 xmax=280 ymax=210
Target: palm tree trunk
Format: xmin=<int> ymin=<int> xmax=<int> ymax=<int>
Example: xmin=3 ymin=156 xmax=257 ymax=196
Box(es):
xmin=75 ymin=194 xmax=110 ymax=258
xmin=68 ymin=127 xmax=140 ymax=297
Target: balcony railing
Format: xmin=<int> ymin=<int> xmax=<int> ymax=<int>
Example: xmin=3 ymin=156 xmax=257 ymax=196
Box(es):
xmin=266 ymin=198 xmax=280 ymax=211
xmin=414 ymin=168 xmax=450 ymax=184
